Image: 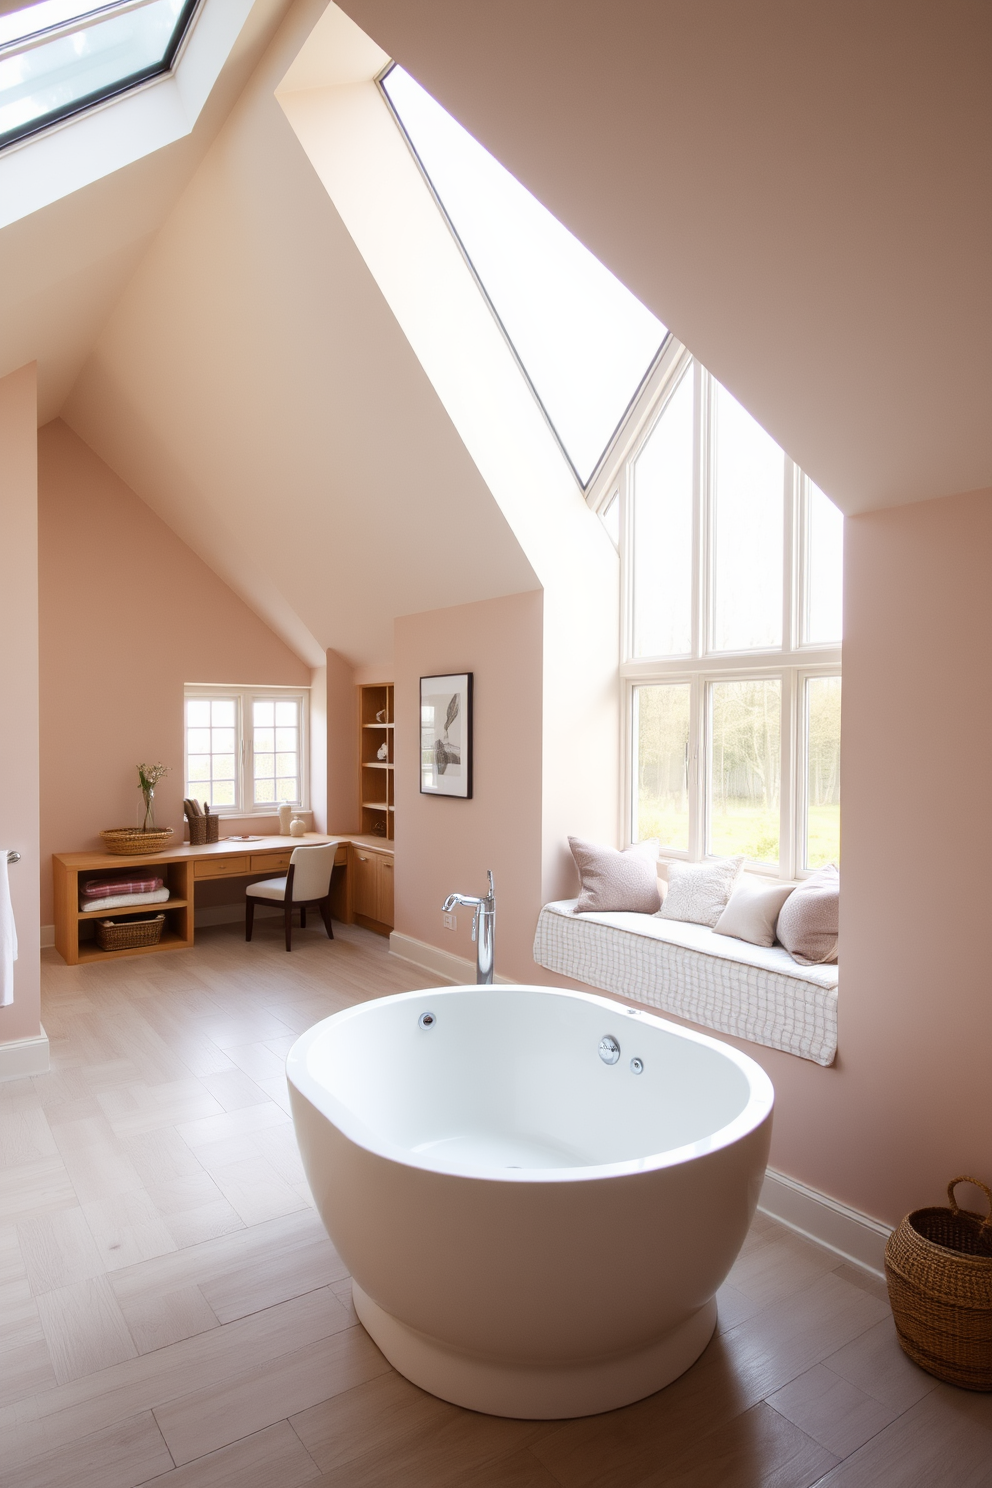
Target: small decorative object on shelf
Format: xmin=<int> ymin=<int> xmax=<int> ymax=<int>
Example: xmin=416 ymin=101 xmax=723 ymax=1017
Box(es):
xmin=100 ymin=828 xmax=174 ymax=856
xmin=377 ymin=742 xmax=388 ymax=761
xmin=289 ymin=816 xmax=306 ymax=838
xmin=137 ymin=762 xmax=169 ymax=831
xmin=885 ymin=1175 xmax=992 ymax=1390
xmin=278 ymin=803 xmax=293 ymax=835
xmin=376 ymin=710 xmax=387 ymax=723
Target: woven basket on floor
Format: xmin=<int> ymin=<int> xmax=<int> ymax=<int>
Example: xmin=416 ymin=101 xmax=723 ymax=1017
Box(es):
xmin=95 ymin=913 xmax=166 ymax=951
xmin=885 ymin=1176 xmax=992 ymax=1390
xmin=100 ymin=828 xmax=174 ymax=856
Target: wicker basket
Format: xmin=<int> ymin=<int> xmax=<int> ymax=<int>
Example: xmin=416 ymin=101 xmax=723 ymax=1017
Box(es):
xmin=95 ymin=913 xmax=166 ymax=951
xmin=100 ymin=828 xmax=174 ymax=856
xmin=885 ymin=1176 xmax=992 ymax=1390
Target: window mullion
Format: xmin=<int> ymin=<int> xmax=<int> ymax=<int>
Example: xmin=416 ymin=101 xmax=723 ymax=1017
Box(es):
xmin=782 ymin=460 xmax=798 ymax=653
xmin=779 ymin=670 xmax=797 ymax=880
xmin=694 ymin=361 xmax=709 ymax=661
xmin=240 ymin=692 xmax=249 ymax=816
xmin=689 ymin=675 xmax=706 ymax=859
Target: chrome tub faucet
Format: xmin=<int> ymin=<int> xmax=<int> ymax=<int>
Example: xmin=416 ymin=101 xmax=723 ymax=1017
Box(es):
xmin=443 ymin=870 xmax=495 ymax=985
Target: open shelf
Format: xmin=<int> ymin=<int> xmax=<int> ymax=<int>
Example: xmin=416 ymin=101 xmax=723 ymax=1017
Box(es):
xmin=75 ymin=929 xmax=191 ymax=964
xmin=360 ymin=683 xmax=394 ymax=841
xmin=77 ymin=898 xmax=187 ymax=919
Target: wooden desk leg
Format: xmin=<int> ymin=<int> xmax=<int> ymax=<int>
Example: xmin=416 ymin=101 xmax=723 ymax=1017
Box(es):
xmin=181 ymin=862 xmax=195 ymax=947
xmin=53 ymin=858 xmax=78 ymax=966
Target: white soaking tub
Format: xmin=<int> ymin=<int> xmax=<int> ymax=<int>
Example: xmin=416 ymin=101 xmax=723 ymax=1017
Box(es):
xmin=287 ymin=984 xmax=774 ymax=1419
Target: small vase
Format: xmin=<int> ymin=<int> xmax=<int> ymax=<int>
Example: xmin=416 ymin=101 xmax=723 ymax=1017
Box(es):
xmin=141 ymin=788 xmax=156 ymax=831
xmin=289 ymin=816 xmax=305 ymax=838
xmin=278 ymin=803 xmax=293 ymax=835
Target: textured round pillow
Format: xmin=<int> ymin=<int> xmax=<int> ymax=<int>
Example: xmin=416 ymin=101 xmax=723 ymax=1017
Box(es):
xmin=776 ymin=863 xmax=839 ymax=964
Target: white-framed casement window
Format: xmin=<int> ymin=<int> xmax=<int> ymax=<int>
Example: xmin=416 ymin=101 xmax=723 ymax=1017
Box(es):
xmin=609 ymin=349 xmax=842 ymax=880
xmin=184 ymin=686 xmax=309 ymax=815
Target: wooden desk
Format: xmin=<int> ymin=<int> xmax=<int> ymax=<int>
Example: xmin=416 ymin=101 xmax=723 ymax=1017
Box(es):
xmin=52 ymin=834 xmax=392 ymax=965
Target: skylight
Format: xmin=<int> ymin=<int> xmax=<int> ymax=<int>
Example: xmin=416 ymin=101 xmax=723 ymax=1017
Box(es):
xmin=0 ymin=0 xmax=197 ymax=150
xmin=380 ymin=65 xmax=668 ymax=488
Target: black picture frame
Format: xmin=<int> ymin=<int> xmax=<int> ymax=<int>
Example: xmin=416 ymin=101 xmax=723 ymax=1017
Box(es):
xmin=420 ymin=673 xmax=473 ymax=798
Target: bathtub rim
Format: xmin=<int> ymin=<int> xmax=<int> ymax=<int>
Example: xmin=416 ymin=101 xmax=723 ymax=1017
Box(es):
xmin=286 ymin=983 xmax=774 ymax=1185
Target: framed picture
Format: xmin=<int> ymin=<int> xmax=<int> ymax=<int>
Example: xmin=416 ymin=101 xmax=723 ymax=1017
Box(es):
xmin=420 ymin=673 xmax=473 ymax=798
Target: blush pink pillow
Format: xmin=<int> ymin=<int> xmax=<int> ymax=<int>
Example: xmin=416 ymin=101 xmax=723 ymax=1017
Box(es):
xmin=776 ymin=863 xmax=839 ymax=965
xmin=569 ymin=837 xmax=661 ymax=914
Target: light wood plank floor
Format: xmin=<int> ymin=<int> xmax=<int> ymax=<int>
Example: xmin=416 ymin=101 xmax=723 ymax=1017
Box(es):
xmin=0 ymin=922 xmax=986 ymax=1486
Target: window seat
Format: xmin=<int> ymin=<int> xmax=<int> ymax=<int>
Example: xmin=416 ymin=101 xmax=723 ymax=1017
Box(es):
xmin=533 ymin=899 xmax=838 ymax=1066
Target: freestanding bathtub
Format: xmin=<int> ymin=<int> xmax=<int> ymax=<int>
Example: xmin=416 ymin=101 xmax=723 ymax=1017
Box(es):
xmin=287 ymin=984 xmax=774 ymax=1419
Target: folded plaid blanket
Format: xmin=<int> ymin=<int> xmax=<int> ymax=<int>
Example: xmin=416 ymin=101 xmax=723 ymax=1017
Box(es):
xmin=81 ymin=876 xmax=164 ymax=898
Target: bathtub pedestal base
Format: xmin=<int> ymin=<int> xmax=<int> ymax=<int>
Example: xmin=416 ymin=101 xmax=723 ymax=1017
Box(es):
xmin=352 ymin=1284 xmax=718 ymax=1419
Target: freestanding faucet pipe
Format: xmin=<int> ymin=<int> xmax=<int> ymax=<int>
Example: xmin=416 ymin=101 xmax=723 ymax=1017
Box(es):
xmin=442 ymin=870 xmax=495 ymax=985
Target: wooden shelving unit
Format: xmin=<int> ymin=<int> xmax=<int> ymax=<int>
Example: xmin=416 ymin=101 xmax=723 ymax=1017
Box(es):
xmin=359 ymin=683 xmax=394 ymax=842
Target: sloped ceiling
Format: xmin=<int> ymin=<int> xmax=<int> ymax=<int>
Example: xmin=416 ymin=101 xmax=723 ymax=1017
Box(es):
xmin=0 ymin=0 xmax=298 ymax=422
xmin=60 ymin=0 xmax=538 ymax=670
xmin=338 ymin=0 xmax=992 ymax=514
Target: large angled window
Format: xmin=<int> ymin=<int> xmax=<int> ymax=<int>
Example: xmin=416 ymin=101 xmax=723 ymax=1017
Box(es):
xmin=626 ymin=355 xmax=843 ymax=878
xmin=0 ymin=0 xmax=198 ymax=150
xmin=380 ymin=64 xmax=667 ymax=488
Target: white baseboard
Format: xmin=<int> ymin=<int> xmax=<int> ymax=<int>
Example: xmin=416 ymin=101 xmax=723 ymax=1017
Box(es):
xmin=389 ymin=932 xmax=516 ymax=987
xmin=40 ymin=925 xmax=54 ymax=949
xmin=759 ymin=1167 xmax=891 ymax=1278
xmin=0 ymin=1029 xmax=50 ymax=1082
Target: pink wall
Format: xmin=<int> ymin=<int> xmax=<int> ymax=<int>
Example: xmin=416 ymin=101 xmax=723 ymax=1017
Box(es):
xmin=0 ymin=365 xmax=41 ymax=1045
xmin=326 ymin=649 xmax=360 ymax=833
xmin=394 ymin=592 xmax=544 ymax=979
xmin=603 ymin=487 xmax=992 ymax=1226
xmin=393 ymin=492 xmax=992 ymax=1227
xmin=38 ymin=419 xmax=310 ymax=924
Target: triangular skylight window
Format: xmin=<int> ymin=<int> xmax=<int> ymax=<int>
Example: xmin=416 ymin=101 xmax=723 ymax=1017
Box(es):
xmin=0 ymin=0 xmax=198 ymax=150
xmin=380 ymin=65 xmax=668 ymax=488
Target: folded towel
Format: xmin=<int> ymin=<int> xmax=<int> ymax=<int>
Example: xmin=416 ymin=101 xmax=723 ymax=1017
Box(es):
xmin=0 ymin=851 xmax=16 ymax=1007
xmin=81 ymin=876 xmax=164 ymax=898
xmin=80 ymin=888 xmax=170 ymax=914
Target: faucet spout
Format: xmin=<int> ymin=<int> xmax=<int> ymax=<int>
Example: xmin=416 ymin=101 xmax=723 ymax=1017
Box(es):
xmin=441 ymin=872 xmax=496 ymax=984
xmin=443 ymin=892 xmax=479 ymax=912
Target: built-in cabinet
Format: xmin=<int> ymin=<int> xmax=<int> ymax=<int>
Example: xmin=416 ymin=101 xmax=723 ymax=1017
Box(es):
xmin=359 ymin=683 xmax=394 ymax=841
xmin=350 ymin=843 xmax=394 ymax=933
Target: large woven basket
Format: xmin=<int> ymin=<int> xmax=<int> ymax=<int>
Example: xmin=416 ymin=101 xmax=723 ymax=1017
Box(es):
xmin=95 ymin=913 xmax=166 ymax=951
xmin=885 ymin=1176 xmax=992 ymax=1390
xmin=100 ymin=828 xmax=174 ymax=856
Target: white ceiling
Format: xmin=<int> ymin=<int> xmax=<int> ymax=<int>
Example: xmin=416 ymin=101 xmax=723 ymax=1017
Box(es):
xmin=337 ymin=0 xmax=992 ymax=514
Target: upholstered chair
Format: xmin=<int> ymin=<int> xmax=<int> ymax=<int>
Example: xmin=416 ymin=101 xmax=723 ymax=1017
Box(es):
xmin=245 ymin=843 xmax=337 ymax=952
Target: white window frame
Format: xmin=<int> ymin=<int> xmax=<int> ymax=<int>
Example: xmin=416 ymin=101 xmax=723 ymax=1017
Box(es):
xmin=602 ymin=344 xmax=841 ymax=881
xmin=184 ymin=684 xmax=310 ymax=817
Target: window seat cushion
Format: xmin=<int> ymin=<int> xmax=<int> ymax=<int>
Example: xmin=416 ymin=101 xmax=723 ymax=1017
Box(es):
xmin=533 ymin=899 xmax=838 ymax=1066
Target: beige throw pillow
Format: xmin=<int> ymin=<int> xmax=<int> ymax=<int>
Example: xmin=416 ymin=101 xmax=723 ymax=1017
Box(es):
xmin=569 ymin=837 xmax=661 ymax=914
xmin=657 ymin=857 xmax=744 ymax=928
xmin=714 ymin=878 xmax=795 ymax=948
xmin=776 ymin=864 xmax=839 ymax=964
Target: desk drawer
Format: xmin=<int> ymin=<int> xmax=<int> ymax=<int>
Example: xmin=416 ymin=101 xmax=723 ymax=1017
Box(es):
xmin=193 ymin=855 xmax=249 ymax=878
xmin=251 ymin=852 xmax=292 ymax=873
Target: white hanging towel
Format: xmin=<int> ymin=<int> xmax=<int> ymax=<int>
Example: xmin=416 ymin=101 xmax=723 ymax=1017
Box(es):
xmin=0 ymin=851 xmax=17 ymax=1006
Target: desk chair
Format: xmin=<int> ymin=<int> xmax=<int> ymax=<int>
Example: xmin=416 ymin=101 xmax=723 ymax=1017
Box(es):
xmin=245 ymin=843 xmax=337 ymax=951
